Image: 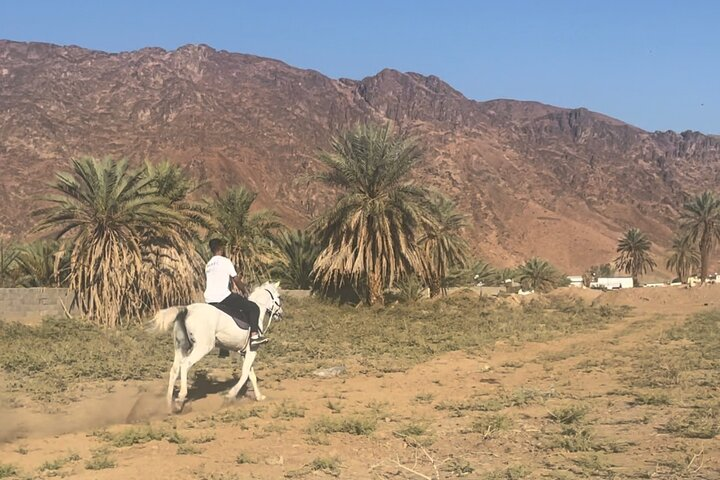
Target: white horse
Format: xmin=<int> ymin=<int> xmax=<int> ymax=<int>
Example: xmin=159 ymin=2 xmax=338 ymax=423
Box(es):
xmin=153 ymin=281 xmax=283 ymax=413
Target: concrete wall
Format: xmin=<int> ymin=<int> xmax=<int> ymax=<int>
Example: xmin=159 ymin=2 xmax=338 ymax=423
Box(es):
xmin=0 ymin=288 xmax=75 ymax=325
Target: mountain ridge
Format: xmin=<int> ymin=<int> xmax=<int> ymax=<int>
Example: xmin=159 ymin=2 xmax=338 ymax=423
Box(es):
xmin=2 ymin=39 xmax=720 ymax=273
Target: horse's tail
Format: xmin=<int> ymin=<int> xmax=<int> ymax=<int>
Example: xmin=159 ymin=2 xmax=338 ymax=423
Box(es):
xmin=153 ymin=306 xmax=193 ymax=352
xmin=152 ymin=306 xmax=187 ymax=333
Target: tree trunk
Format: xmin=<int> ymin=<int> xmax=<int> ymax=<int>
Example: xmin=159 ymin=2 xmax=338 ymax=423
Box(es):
xmin=428 ymin=275 xmax=441 ymax=298
xmin=700 ymin=233 xmax=711 ymax=284
xmin=367 ymin=271 xmax=383 ymax=306
xmin=632 ymin=265 xmax=639 ymax=288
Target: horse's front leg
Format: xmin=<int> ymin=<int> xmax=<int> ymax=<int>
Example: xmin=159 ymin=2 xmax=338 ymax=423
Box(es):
xmin=248 ymin=367 xmax=266 ymax=401
xmin=226 ymin=349 xmax=261 ymax=400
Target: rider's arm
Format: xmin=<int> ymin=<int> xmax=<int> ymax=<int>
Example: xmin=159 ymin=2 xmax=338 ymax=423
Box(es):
xmin=232 ymin=275 xmax=250 ymax=297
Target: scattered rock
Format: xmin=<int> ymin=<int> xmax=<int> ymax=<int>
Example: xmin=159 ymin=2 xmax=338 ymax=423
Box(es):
xmin=312 ymin=366 xmax=347 ymax=378
xmin=265 ymin=455 xmax=284 ymax=466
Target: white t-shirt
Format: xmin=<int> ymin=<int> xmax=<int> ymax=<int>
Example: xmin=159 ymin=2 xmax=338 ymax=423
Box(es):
xmin=203 ymin=255 xmax=237 ymax=303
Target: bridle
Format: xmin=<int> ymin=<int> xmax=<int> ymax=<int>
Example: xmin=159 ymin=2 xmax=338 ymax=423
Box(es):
xmin=261 ymin=287 xmax=283 ymax=334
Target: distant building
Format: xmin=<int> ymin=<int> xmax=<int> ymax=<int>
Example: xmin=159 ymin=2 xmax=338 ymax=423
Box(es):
xmin=567 ymin=276 xmax=584 ymax=288
xmin=590 ymin=277 xmax=634 ymax=289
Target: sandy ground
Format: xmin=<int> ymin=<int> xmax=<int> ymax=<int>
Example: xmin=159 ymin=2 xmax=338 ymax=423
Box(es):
xmin=1 ymin=285 xmax=719 ymax=479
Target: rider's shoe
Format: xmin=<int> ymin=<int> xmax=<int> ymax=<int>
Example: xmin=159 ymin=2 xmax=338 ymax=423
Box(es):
xmin=250 ymin=335 xmax=269 ymax=347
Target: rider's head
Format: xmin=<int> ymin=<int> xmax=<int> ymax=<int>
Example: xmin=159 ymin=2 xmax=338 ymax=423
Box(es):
xmin=209 ymin=238 xmax=226 ymax=256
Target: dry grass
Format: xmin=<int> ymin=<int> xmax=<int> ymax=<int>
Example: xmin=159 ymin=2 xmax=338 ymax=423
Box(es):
xmin=7 ymin=295 xmax=720 ymax=478
xmin=0 ymin=295 xmax=625 ymax=403
xmin=0 ymin=318 xmax=171 ymax=402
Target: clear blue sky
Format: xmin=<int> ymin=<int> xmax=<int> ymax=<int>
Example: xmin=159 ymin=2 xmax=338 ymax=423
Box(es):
xmin=2 ymin=0 xmax=719 ymax=133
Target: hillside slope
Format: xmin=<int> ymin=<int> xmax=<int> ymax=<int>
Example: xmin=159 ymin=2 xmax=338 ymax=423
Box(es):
xmin=2 ymin=40 xmax=720 ymax=272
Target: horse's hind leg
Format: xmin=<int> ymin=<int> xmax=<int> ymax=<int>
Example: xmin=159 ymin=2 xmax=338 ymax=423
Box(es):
xmin=166 ymin=348 xmax=183 ymax=412
xmin=177 ymin=343 xmax=213 ymax=409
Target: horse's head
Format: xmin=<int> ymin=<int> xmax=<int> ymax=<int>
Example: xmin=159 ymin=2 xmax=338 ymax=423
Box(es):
xmin=250 ymin=281 xmax=283 ymax=333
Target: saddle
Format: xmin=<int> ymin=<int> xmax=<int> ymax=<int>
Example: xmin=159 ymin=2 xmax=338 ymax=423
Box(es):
xmin=209 ymin=303 xmax=251 ymax=330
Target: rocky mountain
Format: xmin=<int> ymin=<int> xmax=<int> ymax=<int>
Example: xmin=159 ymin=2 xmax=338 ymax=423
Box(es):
xmin=2 ymin=39 xmax=720 ymax=273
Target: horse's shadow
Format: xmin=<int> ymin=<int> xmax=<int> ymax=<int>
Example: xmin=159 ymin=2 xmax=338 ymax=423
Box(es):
xmin=183 ymin=371 xmax=244 ymax=402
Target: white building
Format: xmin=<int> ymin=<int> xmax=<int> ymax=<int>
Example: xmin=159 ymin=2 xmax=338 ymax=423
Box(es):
xmin=567 ymin=276 xmax=584 ymax=288
xmin=590 ymin=277 xmax=634 ymax=289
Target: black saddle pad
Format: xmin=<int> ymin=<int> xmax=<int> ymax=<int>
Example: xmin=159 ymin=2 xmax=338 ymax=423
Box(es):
xmin=209 ymin=303 xmax=251 ymax=330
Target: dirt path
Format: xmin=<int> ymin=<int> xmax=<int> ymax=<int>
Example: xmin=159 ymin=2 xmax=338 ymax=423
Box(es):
xmin=2 ymin=287 xmax=719 ymax=479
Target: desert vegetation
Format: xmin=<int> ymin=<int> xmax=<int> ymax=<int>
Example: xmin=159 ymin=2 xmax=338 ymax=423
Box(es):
xmin=0 ymin=294 xmax=625 ymax=403
xmin=2 ymin=126 xmax=719 ymax=330
xmin=1 ymin=126 xmax=720 ymax=478
xmin=0 ymin=124 xmax=484 ymax=321
xmin=2 ymin=290 xmax=720 ymax=478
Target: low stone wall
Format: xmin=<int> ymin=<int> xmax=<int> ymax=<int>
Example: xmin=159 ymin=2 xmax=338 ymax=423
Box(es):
xmin=0 ymin=288 xmax=75 ymax=325
xmin=446 ymin=286 xmax=505 ymax=297
xmin=0 ymin=288 xmax=311 ymax=325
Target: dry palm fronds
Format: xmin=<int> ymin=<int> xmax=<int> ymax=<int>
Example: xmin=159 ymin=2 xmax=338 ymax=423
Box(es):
xmin=311 ymin=123 xmax=434 ymax=305
xmin=33 ymin=158 xmax=192 ymax=326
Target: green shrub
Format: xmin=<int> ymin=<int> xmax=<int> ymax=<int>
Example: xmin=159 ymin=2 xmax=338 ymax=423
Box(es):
xmin=465 ymin=414 xmax=513 ymax=437
xmin=39 ymin=453 xmax=80 ymax=471
xmin=307 ymin=416 xmax=376 ymax=436
xmin=548 ymin=404 xmax=590 ymax=424
xmin=0 ymin=464 xmax=19 ymax=478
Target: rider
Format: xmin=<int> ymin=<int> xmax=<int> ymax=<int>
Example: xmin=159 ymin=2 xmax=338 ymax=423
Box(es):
xmin=204 ymin=238 xmax=268 ymax=347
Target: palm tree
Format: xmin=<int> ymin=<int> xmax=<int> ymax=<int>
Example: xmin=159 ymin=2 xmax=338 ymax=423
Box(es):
xmin=143 ymin=162 xmax=210 ymax=309
xmin=14 ymin=240 xmax=66 ymax=287
xmin=210 ymin=186 xmax=282 ymax=284
xmin=666 ymin=233 xmax=700 ymax=284
xmin=419 ymin=194 xmax=469 ymax=297
xmin=517 ymin=257 xmax=561 ymax=292
xmin=33 ymin=157 xmax=183 ymax=325
xmin=614 ymin=228 xmax=656 ymax=287
xmin=681 ymin=191 xmax=720 ymax=283
xmin=442 ymin=258 xmax=495 ymax=288
xmin=494 ymin=267 xmax=517 ymax=287
xmin=145 ymin=161 xmax=212 ymax=232
xmin=271 ymin=229 xmax=321 ymax=290
xmin=311 ymin=123 xmax=432 ymax=305
xmin=473 ymin=260 xmax=497 ymax=286
xmin=0 ymin=239 xmax=19 ymax=287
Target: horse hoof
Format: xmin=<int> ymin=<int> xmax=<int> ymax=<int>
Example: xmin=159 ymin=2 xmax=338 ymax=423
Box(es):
xmin=172 ymin=399 xmax=185 ymax=414
xmin=256 ymin=394 xmax=267 ymax=401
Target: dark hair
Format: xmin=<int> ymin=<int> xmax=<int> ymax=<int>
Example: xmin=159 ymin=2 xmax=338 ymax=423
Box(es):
xmin=208 ymin=238 xmax=225 ymax=253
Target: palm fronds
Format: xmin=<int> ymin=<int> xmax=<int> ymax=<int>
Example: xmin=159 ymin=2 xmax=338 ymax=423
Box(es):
xmin=666 ymin=233 xmax=700 ymax=283
xmin=517 ymin=258 xmax=563 ymax=292
xmin=210 ymin=186 xmax=282 ymax=284
xmin=614 ymin=228 xmax=656 ymax=287
xmin=311 ymin=123 xmax=433 ymax=305
xmin=419 ymin=193 xmax=469 ymax=297
xmin=680 ymin=192 xmax=720 ymax=282
xmin=271 ymin=229 xmax=320 ymax=290
xmin=33 ymin=158 xmax=190 ymax=325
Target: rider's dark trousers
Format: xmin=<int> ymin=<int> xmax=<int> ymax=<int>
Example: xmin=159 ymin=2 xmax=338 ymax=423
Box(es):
xmin=218 ymin=293 xmax=261 ymax=333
